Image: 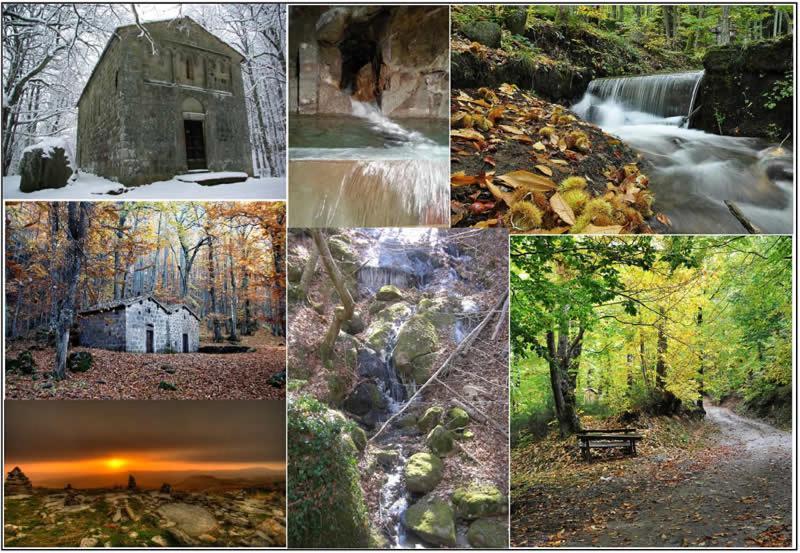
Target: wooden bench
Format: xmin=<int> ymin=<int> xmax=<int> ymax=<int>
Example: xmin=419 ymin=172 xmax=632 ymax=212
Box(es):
xmin=577 ymin=428 xmax=643 ymax=460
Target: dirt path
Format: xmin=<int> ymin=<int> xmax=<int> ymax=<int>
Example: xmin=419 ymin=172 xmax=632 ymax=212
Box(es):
xmin=561 ymin=405 xmax=792 ymax=547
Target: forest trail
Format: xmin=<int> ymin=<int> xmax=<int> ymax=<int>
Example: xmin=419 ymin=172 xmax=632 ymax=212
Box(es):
xmin=563 ymin=405 xmax=792 ymax=548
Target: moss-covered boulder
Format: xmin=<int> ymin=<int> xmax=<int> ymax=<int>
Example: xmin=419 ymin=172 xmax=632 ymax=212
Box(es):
xmin=341 ymin=310 xmax=366 ymax=335
xmin=452 ymin=482 xmax=507 ymax=520
xmin=288 ymin=396 xmax=371 ymax=548
xmin=461 ymin=20 xmax=502 ymax=48
xmin=393 ymin=315 xmax=438 ymax=385
xmin=444 ymin=407 xmax=470 ymax=431
xmin=404 ymin=452 xmax=444 ymax=493
xmin=426 ymin=425 xmax=455 ymax=456
xmin=417 ymin=406 xmax=444 ymax=433
xmin=375 ymin=285 xmax=404 ymax=302
xmin=286 ymin=249 xmax=309 ymax=283
xmin=7 ymin=350 xmax=37 ymax=374
xmin=403 ymin=496 xmax=456 ymax=547
xmin=417 ymin=296 xmax=457 ymax=332
xmin=467 ymin=518 xmax=509 ymax=548
xmin=502 ymin=5 xmax=527 ymax=35
xmin=343 ymin=381 xmax=386 ymax=417
xmin=373 ymin=301 xmax=412 ymax=324
xmin=349 ymin=425 xmax=367 ymax=452
xmin=67 ymin=351 xmax=93 ymax=373
xmin=328 ymin=235 xmax=358 ymax=269
xmin=375 ymin=449 xmax=400 ymax=468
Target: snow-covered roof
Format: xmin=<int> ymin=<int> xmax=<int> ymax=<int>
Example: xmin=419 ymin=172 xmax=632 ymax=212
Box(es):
xmin=80 ymin=294 xmax=197 ymax=320
xmin=77 ymin=16 xmax=244 ymax=107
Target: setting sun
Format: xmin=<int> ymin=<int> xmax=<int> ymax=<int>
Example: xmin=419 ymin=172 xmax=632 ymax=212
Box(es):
xmin=104 ymin=458 xmax=128 ymax=471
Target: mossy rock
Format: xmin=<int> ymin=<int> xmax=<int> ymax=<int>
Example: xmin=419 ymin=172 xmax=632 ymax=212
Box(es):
xmin=444 ymin=407 xmax=469 ymax=431
xmin=404 ymin=452 xmax=443 ymax=493
xmin=8 ymin=350 xmax=37 ymax=374
xmin=403 ymin=496 xmax=456 ymax=547
xmin=461 ymin=20 xmax=502 ymax=48
xmin=158 ymin=381 xmax=177 ymax=391
xmin=452 ymin=483 xmax=507 ymax=520
xmin=417 ymin=297 xmax=456 ymax=332
xmin=426 ymin=425 xmax=455 ymax=456
xmin=268 ymin=370 xmax=286 ymax=388
xmin=365 ymin=321 xmax=394 ymax=352
xmin=467 ymin=518 xmax=509 ymax=548
xmin=326 ymin=373 xmax=349 ymax=405
xmin=372 ymin=301 xmax=412 ymax=324
xmin=286 ymin=250 xmax=309 ymax=283
xmin=340 ymin=432 xmax=359 ymax=455
xmin=343 ymin=381 xmax=386 ymax=417
xmin=67 ymin=351 xmax=92 ymax=373
xmin=393 ymin=315 xmax=438 ymax=385
xmin=341 ymin=311 xmax=366 ymax=335
xmin=349 ymin=426 xmax=367 ymax=452
xmin=287 ymin=396 xmax=371 ymax=548
xmin=417 ymin=406 xmax=444 ymax=433
xmin=375 ymin=285 xmax=404 ymax=301
xmin=375 ymin=449 xmax=400 ymax=468
xmin=328 ymin=235 xmax=358 ymax=268
xmin=394 ymin=412 xmax=419 ymax=429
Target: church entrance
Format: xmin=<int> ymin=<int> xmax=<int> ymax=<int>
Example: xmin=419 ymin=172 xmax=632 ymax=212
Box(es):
xmin=183 ymin=119 xmax=206 ymax=170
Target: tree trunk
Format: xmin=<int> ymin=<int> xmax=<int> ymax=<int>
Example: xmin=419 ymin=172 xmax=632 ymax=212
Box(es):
xmin=53 ymin=203 xmax=92 ymax=380
xmin=544 ymin=306 xmax=583 ymax=437
xmin=206 ymin=231 xmax=223 ymax=342
xmin=228 ymin=248 xmax=239 ymax=342
xmin=298 ymin=242 xmax=320 ymax=303
xmin=312 ymin=230 xmax=354 ymax=364
xmin=719 ymin=6 xmax=731 ymax=45
xmin=696 ymin=306 xmax=706 ymax=413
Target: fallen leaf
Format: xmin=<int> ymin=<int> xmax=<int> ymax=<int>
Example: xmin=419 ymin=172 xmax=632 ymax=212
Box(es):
xmin=549 ymin=192 xmax=576 ymax=225
xmin=474 ymin=218 xmax=498 ymax=228
xmin=532 ymin=141 xmax=546 ymax=152
xmin=496 ymin=170 xmax=557 ymax=192
xmin=535 ymin=164 xmax=554 ymax=177
xmin=499 ymin=124 xmax=525 ymax=135
xmin=450 ymin=128 xmax=485 ymax=141
xmin=581 ymin=224 xmax=624 ymax=234
xmin=451 ymin=171 xmax=479 ymax=186
xmin=656 ymin=213 xmax=672 ymax=226
xmin=486 ymin=181 xmax=516 ymax=206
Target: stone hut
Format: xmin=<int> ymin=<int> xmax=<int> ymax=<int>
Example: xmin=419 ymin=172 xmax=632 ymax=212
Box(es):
xmin=78 ymin=295 xmax=199 ymax=353
xmin=289 ymin=6 xmax=449 ymax=118
xmin=5 ymin=467 xmax=33 ymax=495
xmin=77 ymin=17 xmax=252 ymax=186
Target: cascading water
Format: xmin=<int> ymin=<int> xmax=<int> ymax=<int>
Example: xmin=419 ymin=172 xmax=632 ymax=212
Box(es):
xmin=573 ymin=72 xmax=793 ymax=234
xmin=350 ymin=100 xmax=440 ymax=151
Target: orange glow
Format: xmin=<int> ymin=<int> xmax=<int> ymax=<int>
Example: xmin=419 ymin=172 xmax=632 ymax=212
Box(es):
xmin=105 ymin=458 xmax=128 ymax=471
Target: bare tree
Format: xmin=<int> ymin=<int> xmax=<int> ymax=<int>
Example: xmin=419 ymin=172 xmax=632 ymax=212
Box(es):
xmin=311 ymin=230 xmax=354 ymax=363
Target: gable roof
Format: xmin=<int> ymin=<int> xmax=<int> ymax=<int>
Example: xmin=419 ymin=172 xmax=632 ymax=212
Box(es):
xmin=79 ymin=294 xmax=197 ymax=320
xmin=77 ymin=16 xmax=244 ymax=107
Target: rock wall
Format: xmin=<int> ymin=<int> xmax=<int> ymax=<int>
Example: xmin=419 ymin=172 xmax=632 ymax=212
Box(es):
xmin=79 ymin=308 xmax=127 ymax=351
xmin=691 ymin=35 xmax=792 ymax=141
xmin=289 ymin=6 xmax=449 ymax=118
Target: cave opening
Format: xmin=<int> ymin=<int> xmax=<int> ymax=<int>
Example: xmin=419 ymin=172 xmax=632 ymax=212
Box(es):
xmin=338 ymin=30 xmax=382 ymax=105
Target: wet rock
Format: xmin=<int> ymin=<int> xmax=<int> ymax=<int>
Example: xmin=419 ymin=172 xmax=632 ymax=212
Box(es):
xmin=4 ymin=466 xmax=33 ymax=495
xmin=393 ymin=315 xmax=438 ymax=385
xmin=417 ymin=296 xmax=457 ymax=331
xmin=426 ymin=425 xmax=454 ymax=456
xmin=375 ymin=285 xmax=404 ymax=301
xmin=404 ymin=452 xmax=443 ymax=493
xmin=67 ymin=351 xmax=93 ymax=373
xmin=452 ymin=483 xmax=507 ymax=520
xmin=467 ymin=518 xmax=508 ymax=548
xmin=343 ymin=381 xmax=386 ymax=417
xmin=79 ymin=537 xmax=98 ymax=548
xmin=375 ymin=449 xmax=399 ymax=468
xmin=394 ymin=412 xmax=418 ymax=429
xmin=417 ymin=406 xmax=444 ymax=433
xmin=444 ymin=407 xmax=470 ymax=431
xmin=403 ymin=496 xmax=456 ymax=547
xmin=19 ymin=144 xmax=72 ymax=193
xmin=460 ymin=20 xmax=502 ymax=48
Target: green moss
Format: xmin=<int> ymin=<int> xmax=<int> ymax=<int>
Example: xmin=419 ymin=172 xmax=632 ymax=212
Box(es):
xmin=426 ymin=425 xmax=455 ymax=456
xmin=393 ymin=315 xmax=438 ymax=385
xmin=444 ymin=407 xmax=470 ymax=430
xmin=467 ymin=518 xmax=509 ymax=548
xmin=417 ymin=406 xmax=444 ymax=433
xmin=404 ymin=452 xmax=444 ymax=493
xmin=452 ymin=482 xmax=508 ymax=520
xmin=403 ymin=496 xmax=457 ymax=547
xmin=67 ymin=351 xmax=92 ymax=373
xmin=349 ymin=426 xmax=367 ymax=452
xmin=157 ymin=381 xmax=177 ymax=391
xmin=287 ymin=396 xmax=371 ymax=548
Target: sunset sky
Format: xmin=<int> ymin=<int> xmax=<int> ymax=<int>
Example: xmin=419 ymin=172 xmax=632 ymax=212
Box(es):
xmin=4 ymin=400 xmax=284 ymax=487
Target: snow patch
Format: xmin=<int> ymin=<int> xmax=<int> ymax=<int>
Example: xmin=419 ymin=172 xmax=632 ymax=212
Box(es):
xmin=175 ymin=171 xmax=248 ymax=183
xmin=3 ymin=172 xmax=285 ymax=200
xmin=22 ymin=136 xmax=74 ymax=167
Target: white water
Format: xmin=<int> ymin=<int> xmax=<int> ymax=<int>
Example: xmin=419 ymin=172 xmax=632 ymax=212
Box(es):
xmin=573 ymin=73 xmax=793 ymax=234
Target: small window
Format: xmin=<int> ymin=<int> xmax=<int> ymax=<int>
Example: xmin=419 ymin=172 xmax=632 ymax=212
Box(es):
xmin=115 ymin=70 xmax=119 ymax=90
xmin=186 ymin=59 xmax=193 ymax=80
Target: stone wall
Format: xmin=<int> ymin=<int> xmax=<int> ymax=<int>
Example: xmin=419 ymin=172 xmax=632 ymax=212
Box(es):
xmin=125 ymin=298 xmax=169 ymax=353
xmin=166 ymin=308 xmax=200 ymax=353
xmin=78 ymin=308 xmax=127 ymax=351
xmin=77 ymin=18 xmax=252 ymax=186
xmin=289 ymin=6 xmax=449 ymax=118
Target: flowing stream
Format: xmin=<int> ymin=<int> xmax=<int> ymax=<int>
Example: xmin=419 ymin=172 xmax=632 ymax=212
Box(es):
xmin=349 ymin=230 xmax=478 ymax=548
xmin=572 ymin=72 xmax=793 ymax=234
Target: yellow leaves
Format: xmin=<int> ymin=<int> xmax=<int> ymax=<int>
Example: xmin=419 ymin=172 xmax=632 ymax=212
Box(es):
xmin=474 ymin=218 xmax=498 ymax=228
xmin=510 ymin=134 xmax=534 ymax=144
xmin=498 ymin=83 xmax=518 ymax=96
xmin=486 ymin=179 xmax=516 ymax=207
xmin=450 ymin=128 xmax=485 ymax=141
xmin=451 ymin=171 xmax=479 ymax=187
xmin=496 ymin=170 xmax=557 ymax=192
xmin=532 ymin=141 xmax=546 ymax=152
xmin=498 ymin=124 xmax=525 ymax=135
xmin=549 ymin=192 xmax=576 ymax=226
xmin=487 ymin=105 xmax=506 ymax=123
xmin=535 ymin=164 xmax=553 ymax=177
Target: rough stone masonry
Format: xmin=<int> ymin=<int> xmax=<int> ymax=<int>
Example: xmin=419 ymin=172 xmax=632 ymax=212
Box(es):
xmin=77 ymin=17 xmax=252 ymax=186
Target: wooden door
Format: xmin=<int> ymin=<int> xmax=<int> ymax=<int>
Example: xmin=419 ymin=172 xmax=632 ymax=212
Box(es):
xmin=182 ymin=333 xmax=189 ymax=353
xmin=183 ymin=119 xmax=206 ymax=170
xmin=146 ymin=330 xmax=154 ymax=353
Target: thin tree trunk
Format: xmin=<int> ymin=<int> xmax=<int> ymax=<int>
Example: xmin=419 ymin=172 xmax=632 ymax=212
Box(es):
xmin=312 ymin=230 xmax=354 ymax=363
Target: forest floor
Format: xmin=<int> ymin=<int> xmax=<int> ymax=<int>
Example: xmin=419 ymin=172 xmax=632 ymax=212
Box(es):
xmin=511 ymin=404 xmax=792 ymax=547
xmin=2 ymin=174 xmax=286 ymax=200
xmin=5 ymin=331 xmax=285 ymax=400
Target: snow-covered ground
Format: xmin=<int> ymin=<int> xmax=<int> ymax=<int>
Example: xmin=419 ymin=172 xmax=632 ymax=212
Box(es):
xmin=3 ymin=172 xmax=286 ymax=200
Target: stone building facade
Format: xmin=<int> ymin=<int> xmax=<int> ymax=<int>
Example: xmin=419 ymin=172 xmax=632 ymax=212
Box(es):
xmin=78 ymin=296 xmax=199 ymax=353
xmin=77 ymin=17 xmax=252 ymax=186
xmin=289 ymin=6 xmax=449 ymax=118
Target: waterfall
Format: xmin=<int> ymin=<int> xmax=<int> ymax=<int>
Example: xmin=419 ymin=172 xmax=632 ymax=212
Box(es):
xmin=358 ymin=266 xmax=413 ymax=292
xmin=583 ymin=70 xmax=704 ymax=118
xmin=350 ymin=99 xmax=438 ymax=148
xmin=571 ymin=71 xmax=793 ymax=234
xmin=317 ymin=159 xmax=450 ymax=227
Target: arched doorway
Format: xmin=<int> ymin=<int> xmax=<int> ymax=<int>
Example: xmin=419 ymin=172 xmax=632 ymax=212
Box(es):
xmin=181 ymin=97 xmax=206 ymax=170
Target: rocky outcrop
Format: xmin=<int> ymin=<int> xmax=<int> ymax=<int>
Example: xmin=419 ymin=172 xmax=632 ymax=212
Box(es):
xmin=467 ymin=518 xmax=508 ymax=548
xmin=5 ymin=467 xmax=33 ymax=495
xmin=461 ymin=20 xmax=502 ymax=48
xmin=691 ymin=35 xmax=792 ymax=141
xmin=290 ymin=6 xmax=449 ymax=118
xmin=403 ymin=496 xmax=456 ymax=547
xmin=452 ymin=482 xmax=508 ymax=520
xmin=404 ymin=452 xmax=443 ymax=493
xmin=393 ymin=314 xmax=438 ymax=385
xmin=18 ymin=144 xmax=72 ymax=193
